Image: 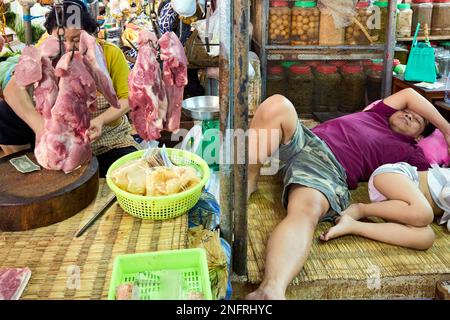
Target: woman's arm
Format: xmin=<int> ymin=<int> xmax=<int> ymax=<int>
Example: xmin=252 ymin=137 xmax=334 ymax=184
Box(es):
xmin=383 ymin=88 xmax=450 ymax=136
xmin=3 ymin=75 xmax=44 ymax=135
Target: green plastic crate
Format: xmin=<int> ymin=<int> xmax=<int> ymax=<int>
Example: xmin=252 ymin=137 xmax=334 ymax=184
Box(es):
xmin=108 ymin=248 xmax=212 ymax=300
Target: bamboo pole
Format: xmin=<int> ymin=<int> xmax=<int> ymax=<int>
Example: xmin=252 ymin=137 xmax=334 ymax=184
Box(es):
xmin=232 ymin=0 xmax=249 ymax=276
xmin=382 ymin=0 xmax=397 ymax=97
xmin=23 ymin=5 xmax=33 ymax=45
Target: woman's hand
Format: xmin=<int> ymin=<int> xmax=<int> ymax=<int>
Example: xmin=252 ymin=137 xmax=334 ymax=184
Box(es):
xmin=89 ymin=117 xmax=104 ymax=142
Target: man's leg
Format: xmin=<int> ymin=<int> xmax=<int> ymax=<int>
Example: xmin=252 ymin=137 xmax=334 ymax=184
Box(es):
xmin=248 ymin=95 xmax=298 ymax=196
xmin=246 ymin=185 xmax=329 ymax=300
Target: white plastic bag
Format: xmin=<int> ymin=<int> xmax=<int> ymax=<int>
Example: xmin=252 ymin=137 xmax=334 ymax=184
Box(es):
xmin=191 ymin=8 xmax=220 ymax=57
xmin=318 ymin=0 xmax=357 ymax=29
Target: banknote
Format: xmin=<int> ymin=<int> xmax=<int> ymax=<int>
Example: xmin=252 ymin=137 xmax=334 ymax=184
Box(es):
xmin=9 ymin=155 xmax=41 ymax=173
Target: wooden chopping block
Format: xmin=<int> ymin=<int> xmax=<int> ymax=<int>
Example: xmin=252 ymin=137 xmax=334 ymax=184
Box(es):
xmin=0 ymin=150 xmax=99 ymax=232
xmin=436 ymin=281 xmax=450 ymax=300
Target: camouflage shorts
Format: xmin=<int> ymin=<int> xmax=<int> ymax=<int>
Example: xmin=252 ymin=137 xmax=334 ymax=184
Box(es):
xmin=278 ymin=121 xmax=350 ymax=221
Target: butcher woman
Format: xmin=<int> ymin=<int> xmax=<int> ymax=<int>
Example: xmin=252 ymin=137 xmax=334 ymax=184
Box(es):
xmin=0 ymin=0 xmax=138 ymax=177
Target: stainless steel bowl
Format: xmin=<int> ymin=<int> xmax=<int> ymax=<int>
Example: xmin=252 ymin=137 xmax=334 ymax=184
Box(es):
xmin=182 ymin=96 xmax=219 ymax=121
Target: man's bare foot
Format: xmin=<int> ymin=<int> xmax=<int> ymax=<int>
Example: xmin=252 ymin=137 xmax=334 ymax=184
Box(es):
xmin=245 ymin=285 xmax=286 ymax=300
xmin=338 ymin=203 xmax=365 ymax=221
xmin=320 ymin=214 xmax=356 ymax=241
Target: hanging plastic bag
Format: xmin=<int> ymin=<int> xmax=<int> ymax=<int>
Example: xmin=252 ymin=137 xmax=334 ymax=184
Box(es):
xmin=191 ymin=7 xmax=220 ymax=57
xmin=318 ymin=0 xmax=357 ymax=29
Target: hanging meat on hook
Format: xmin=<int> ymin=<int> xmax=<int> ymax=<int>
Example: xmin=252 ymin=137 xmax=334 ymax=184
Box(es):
xmin=79 ymin=30 xmax=120 ymax=109
xmin=128 ymin=29 xmax=168 ymax=141
xmin=158 ymin=31 xmax=188 ymax=133
xmin=35 ymin=51 xmax=97 ymax=173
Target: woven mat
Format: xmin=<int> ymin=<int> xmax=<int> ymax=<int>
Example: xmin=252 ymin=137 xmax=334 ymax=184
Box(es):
xmin=248 ymin=175 xmax=450 ymax=299
xmin=0 ymin=179 xmax=187 ymax=300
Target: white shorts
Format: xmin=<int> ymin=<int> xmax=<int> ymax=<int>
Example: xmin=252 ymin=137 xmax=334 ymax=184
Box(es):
xmin=368 ymin=162 xmax=419 ymax=202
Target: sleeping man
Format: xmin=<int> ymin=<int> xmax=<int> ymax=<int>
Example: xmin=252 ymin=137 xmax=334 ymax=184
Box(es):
xmin=246 ymin=88 xmax=450 ymax=300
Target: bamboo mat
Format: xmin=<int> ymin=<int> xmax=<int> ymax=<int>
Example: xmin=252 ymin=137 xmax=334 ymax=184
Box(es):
xmin=0 ymin=179 xmax=187 ymax=300
xmin=248 ymin=175 xmax=450 ymax=299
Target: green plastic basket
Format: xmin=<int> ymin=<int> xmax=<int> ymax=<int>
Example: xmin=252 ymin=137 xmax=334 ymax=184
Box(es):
xmin=108 ymin=248 xmax=213 ymax=300
xmin=106 ymin=149 xmax=210 ymax=220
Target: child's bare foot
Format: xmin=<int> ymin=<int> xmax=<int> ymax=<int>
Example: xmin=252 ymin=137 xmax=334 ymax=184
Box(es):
xmin=338 ymin=203 xmax=364 ymax=221
xmin=320 ymin=215 xmax=356 ymax=241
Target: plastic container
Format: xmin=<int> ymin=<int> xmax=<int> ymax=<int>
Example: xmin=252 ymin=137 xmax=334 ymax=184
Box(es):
xmin=106 ymin=149 xmax=210 ymax=220
xmin=290 ymin=1 xmax=320 ymax=45
xmin=269 ymin=1 xmax=291 ymax=45
xmin=346 ymin=1 xmax=373 ymax=45
xmin=314 ymin=65 xmax=341 ymax=112
xmin=108 ymin=248 xmax=213 ymax=300
xmin=319 ymin=8 xmax=345 ymax=46
xmin=329 ymin=60 xmax=347 ymax=71
xmin=397 ymin=3 xmax=413 ymax=38
xmin=373 ymin=1 xmax=389 ymax=43
xmin=366 ymin=63 xmax=384 ymax=104
xmin=339 ymin=64 xmax=366 ymax=112
xmin=266 ymin=65 xmax=287 ymax=97
xmin=287 ymin=65 xmax=314 ymax=114
xmin=412 ymin=0 xmax=433 ymax=36
xmin=431 ymin=0 xmax=450 ymax=36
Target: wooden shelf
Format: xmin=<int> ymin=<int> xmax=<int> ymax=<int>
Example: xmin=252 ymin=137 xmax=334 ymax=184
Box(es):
xmin=397 ymin=35 xmax=450 ymax=42
xmin=266 ymin=48 xmax=384 ymax=61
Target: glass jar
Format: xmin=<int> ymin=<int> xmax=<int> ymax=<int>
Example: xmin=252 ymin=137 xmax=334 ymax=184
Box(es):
xmin=372 ymin=1 xmax=388 ymax=43
xmin=397 ymin=3 xmax=413 ymax=38
xmin=269 ymin=1 xmax=291 ymax=45
xmin=362 ymin=59 xmax=374 ymax=72
xmin=319 ymin=8 xmax=345 ymax=46
xmin=346 ymin=1 xmax=373 ymax=45
xmin=330 ymin=60 xmax=346 ymax=71
xmin=291 ymin=1 xmax=320 ymax=45
xmin=366 ymin=63 xmax=384 ymax=104
xmin=314 ymin=65 xmax=341 ymax=112
xmin=431 ymin=0 xmax=450 ymax=36
xmin=339 ymin=65 xmax=366 ymax=113
xmin=287 ymin=65 xmax=314 ymax=114
xmin=412 ymin=0 xmax=433 ymax=36
xmin=266 ymin=65 xmax=287 ymax=97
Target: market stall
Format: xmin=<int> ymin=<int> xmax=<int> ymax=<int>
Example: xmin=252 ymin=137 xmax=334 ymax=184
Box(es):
xmin=0 ymin=0 xmax=230 ymax=300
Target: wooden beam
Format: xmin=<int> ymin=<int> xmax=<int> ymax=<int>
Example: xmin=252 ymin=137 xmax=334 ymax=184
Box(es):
xmin=232 ymin=0 xmax=249 ymax=276
xmin=382 ymin=0 xmax=397 ymax=97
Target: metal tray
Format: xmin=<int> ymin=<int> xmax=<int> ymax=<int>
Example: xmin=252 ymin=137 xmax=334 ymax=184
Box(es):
xmin=182 ymin=96 xmax=219 ymax=121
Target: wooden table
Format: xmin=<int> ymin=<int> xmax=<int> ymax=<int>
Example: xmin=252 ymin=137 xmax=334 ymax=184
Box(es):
xmin=392 ymin=75 xmax=447 ymax=104
xmin=393 ymin=75 xmax=449 ymax=119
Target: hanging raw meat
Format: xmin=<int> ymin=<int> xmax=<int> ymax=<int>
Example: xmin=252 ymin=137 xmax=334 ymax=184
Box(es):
xmin=33 ymin=36 xmax=60 ymax=118
xmin=14 ymin=46 xmax=43 ymax=87
xmin=158 ymin=31 xmax=188 ymax=132
xmin=78 ymin=30 xmax=120 ymax=109
xmin=34 ymin=52 xmax=97 ymax=173
xmin=128 ymin=29 xmax=168 ymax=141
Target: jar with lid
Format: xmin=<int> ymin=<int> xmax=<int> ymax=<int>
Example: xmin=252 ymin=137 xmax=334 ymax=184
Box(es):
xmin=329 ymin=60 xmax=347 ymax=71
xmin=396 ymin=3 xmax=413 ymax=38
xmin=345 ymin=1 xmax=373 ymax=45
xmin=372 ymin=1 xmax=388 ymax=43
xmin=291 ymin=1 xmax=320 ymax=45
xmin=266 ymin=65 xmax=287 ymax=97
xmin=411 ymin=0 xmax=433 ymax=36
xmin=287 ymin=65 xmax=314 ymax=114
xmin=319 ymin=8 xmax=345 ymax=46
xmin=431 ymin=0 xmax=450 ymax=36
xmin=314 ymin=65 xmax=341 ymax=112
xmin=269 ymin=1 xmax=291 ymax=45
xmin=339 ymin=65 xmax=366 ymax=113
xmin=366 ymin=63 xmax=384 ymax=104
